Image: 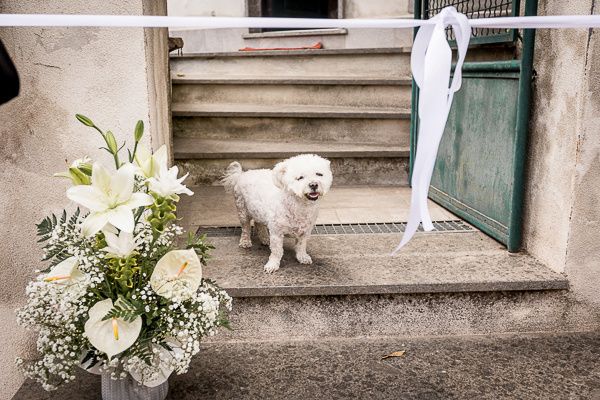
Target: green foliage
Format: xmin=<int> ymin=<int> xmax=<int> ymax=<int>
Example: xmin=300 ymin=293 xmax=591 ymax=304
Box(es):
xmin=36 ymin=208 xmax=82 ymax=269
xmin=128 ymin=337 xmax=154 ymax=366
xmin=147 ymin=194 xmax=177 ymax=238
xmin=106 ymin=257 xmax=140 ymax=292
xmin=186 ymin=233 xmax=215 ymax=264
xmin=102 ymin=296 xmax=143 ymax=323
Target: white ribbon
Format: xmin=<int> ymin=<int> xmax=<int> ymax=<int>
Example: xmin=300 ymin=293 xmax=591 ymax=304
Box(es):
xmin=392 ymin=7 xmax=471 ymax=254
xmin=1 ymin=9 xmax=600 ymax=252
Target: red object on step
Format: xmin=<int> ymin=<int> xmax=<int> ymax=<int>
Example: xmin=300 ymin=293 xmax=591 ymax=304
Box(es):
xmin=239 ymin=42 xmax=323 ymax=52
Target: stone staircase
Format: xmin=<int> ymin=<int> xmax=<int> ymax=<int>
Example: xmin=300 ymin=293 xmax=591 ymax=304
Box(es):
xmin=170 ymin=48 xmax=412 ymax=186
xmin=157 ymin=47 xmax=600 ymax=398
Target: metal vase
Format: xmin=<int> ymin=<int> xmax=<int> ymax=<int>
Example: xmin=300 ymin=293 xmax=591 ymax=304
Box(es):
xmin=101 ymin=373 xmax=168 ymax=400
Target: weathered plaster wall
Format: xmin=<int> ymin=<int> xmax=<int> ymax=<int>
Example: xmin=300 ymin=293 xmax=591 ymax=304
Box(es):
xmin=563 ymin=4 xmax=600 ymax=305
xmin=0 ymin=1 xmax=168 ymax=398
xmin=167 ymin=0 xmax=246 ymax=17
xmin=523 ymin=1 xmax=591 ymax=272
xmin=524 ymin=0 xmax=600 ymax=304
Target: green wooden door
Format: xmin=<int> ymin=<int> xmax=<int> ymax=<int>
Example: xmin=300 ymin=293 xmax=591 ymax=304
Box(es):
xmin=411 ymin=0 xmax=537 ymax=252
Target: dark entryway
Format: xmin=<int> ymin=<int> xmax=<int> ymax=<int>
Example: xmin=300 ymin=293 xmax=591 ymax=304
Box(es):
xmin=248 ymin=0 xmax=338 ymax=32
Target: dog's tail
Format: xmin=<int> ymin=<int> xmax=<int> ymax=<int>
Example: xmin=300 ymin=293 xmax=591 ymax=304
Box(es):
xmin=221 ymin=161 xmax=243 ymax=192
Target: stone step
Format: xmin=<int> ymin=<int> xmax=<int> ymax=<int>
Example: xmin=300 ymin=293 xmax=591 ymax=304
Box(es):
xmin=171 ymin=76 xmax=412 ymax=108
xmin=193 ymin=232 xmax=587 ymax=342
xmin=171 ymin=102 xmax=410 ymax=119
xmin=174 ymin=138 xmax=410 ymax=186
xmin=16 ymin=332 xmax=600 ymax=399
xmin=173 ymin=116 xmax=410 ymax=146
xmin=173 ymin=138 xmax=409 ymax=159
xmin=170 ymin=47 xmax=412 ymax=78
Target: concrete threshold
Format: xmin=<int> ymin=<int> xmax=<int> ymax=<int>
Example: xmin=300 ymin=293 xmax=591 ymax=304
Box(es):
xmin=170 ymin=46 xmax=412 ymax=58
xmin=202 ymin=232 xmax=567 ymax=297
xmin=171 ymin=74 xmax=413 ymax=85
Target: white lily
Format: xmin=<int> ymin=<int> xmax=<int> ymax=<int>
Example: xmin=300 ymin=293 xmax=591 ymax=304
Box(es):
xmin=84 ymin=298 xmax=142 ymax=359
xmin=150 ymin=249 xmax=202 ymax=301
xmin=147 ymin=165 xmax=194 ymax=198
xmin=66 ymin=163 xmax=153 ymax=237
xmin=43 ymin=256 xmax=86 ymax=293
xmin=102 ymin=230 xmax=138 ymax=258
xmin=127 ymin=344 xmax=174 ymax=387
xmin=134 ymin=144 xmax=168 ymax=179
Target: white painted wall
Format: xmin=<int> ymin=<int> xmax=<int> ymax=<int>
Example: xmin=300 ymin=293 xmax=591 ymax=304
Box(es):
xmin=0 ymin=1 xmax=168 ymax=398
xmin=168 ymin=0 xmax=246 ymax=17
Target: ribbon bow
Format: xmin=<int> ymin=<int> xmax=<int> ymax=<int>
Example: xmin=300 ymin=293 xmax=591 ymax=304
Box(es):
xmin=392 ymin=7 xmax=471 ymax=254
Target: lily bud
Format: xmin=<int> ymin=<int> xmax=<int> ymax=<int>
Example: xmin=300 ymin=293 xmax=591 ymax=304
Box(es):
xmin=134 ymin=120 xmax=144 ymax=143
xmin=105 ymin=131 xmax=118 ymax=154
xmin=68 ymin=167 xmax=92 ymax=185
xmin=76 ymin=114 xmax=95 ymax=127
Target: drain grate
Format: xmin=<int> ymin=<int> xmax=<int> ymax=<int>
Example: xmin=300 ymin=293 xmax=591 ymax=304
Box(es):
xmin=197 ymin=220 xmax=474 ymax=237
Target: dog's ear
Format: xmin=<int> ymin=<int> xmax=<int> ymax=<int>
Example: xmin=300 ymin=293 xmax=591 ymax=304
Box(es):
xmin=272 ymin=161 xmax=287 ymax=189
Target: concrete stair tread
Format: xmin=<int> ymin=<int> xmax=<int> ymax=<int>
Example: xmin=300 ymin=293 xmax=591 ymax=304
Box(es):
xmin=171 ymin=74 xmax=413 ymax=85
xmin=202 ymin=231 xmax=567 ymax=297
xmin=171 ymin=46 xmax=412 ymax=59
xmin=174 ymin=138 xmax=410 ymax=159
xmin=14 ymin=332 xmax=600 ymax=399
xmin=172 ymin=102 xmax=410 ymax=118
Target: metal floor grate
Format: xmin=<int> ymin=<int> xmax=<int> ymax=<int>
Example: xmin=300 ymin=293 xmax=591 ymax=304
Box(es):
xmin=197 ymin=220 xmax=474 ymax=237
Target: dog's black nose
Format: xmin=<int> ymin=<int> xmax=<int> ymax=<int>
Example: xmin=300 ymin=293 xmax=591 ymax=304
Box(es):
xmin=309 ymin=182 xmax=319 ymax=191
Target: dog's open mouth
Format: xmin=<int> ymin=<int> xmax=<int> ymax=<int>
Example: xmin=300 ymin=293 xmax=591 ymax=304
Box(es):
xmin=305 ymin=192 xmax=320 ymax=201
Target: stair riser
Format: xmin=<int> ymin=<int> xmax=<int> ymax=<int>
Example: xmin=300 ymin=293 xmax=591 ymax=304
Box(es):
xmin=176 ymin=157 xmax=409 ymax=186
xmin=172 ymin=83 xmax=412 ymax=109
xmin=210 ymin=291 xmax=599 ymax=342
xmin=173 ymin=117 xmax=411 ymax=146
xmin=171 ymin=53 xmax=411 ymax=78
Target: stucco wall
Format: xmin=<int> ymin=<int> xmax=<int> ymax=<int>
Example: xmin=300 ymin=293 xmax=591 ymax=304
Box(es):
xmin=0 ymin=1 xmax=168 ymax=398
xmin=524 ymin=0 xmax=599 ymax=303
xmin=168 ymin=0 xmax=246 ymax=17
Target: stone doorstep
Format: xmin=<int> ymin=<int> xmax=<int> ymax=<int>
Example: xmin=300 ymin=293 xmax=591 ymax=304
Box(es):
xmin=201 ymin=232 xmax=567 ymax=298
xmin=13 ymin=332 xmax=600 ymax=399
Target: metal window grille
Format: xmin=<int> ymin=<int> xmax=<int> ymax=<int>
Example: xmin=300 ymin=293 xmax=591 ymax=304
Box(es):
xmin=422 ymin=0 xmax=519 ymax=45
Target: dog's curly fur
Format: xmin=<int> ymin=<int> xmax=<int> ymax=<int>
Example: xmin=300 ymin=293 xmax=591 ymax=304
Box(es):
xmin=222 ymin=154 xmax=333 ymax=273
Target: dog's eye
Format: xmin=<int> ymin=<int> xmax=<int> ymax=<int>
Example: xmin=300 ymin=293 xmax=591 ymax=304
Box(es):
xmin=296 ymin=176 xmax=304 ymax=181
xmin=316 ymin=173 xmax=323 ymax=177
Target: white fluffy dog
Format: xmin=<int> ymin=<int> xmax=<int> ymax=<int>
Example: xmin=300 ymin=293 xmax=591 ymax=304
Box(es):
xmin=222 ymin=154 xmax=333 ymax=273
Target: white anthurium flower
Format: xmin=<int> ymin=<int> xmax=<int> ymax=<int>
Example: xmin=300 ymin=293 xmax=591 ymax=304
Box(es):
xmin=66 ymin=163 xmax=153 ymax=237
xmin=150 ymin=249 xmax=202 ymax=301
xmin=128 ymin=344 xmax=174 ymax=387
xmin=147 ymin=165 xmax=194 ymax=199
xmin=84 ymin=298 xmax=142 ymax=359
xmin=43 ymin=256 xmax=86 ymax=294
xmin=134 ymin=144 xmax=168 ymax=179
xmin=102 ymin=230 xmax=138 ymax=258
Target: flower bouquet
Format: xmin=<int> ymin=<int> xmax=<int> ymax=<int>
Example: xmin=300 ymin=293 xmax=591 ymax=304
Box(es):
xmin=16 ymin=115 xmax=231 ymax=399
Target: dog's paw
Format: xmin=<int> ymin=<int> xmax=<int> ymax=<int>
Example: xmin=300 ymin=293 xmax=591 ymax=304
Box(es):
xmin=296 ymin=253 xmax=313 ymax=264
xmin=263 ymin=261 xmax=280 ymax=273
xmin=239 ymin=238 xmax=252 ymax=248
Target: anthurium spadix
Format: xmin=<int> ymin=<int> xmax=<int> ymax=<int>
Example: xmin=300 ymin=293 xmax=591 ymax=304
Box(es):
xmin=134 ymin=144 xmax=168 ymax=179
xmin=150 ymin=249 xmax=202 ymax=301
xmin=43 ymin=256 xmax=85 ymax=293
xmin=66 ymin=163 xmax=153 ymax=237
xmin=84 ymin=299 xmax=142 ymax=359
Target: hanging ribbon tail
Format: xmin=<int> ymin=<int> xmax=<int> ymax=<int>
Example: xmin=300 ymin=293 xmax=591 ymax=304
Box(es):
xmin=392 ymin=7 xmax=471 ymax=255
